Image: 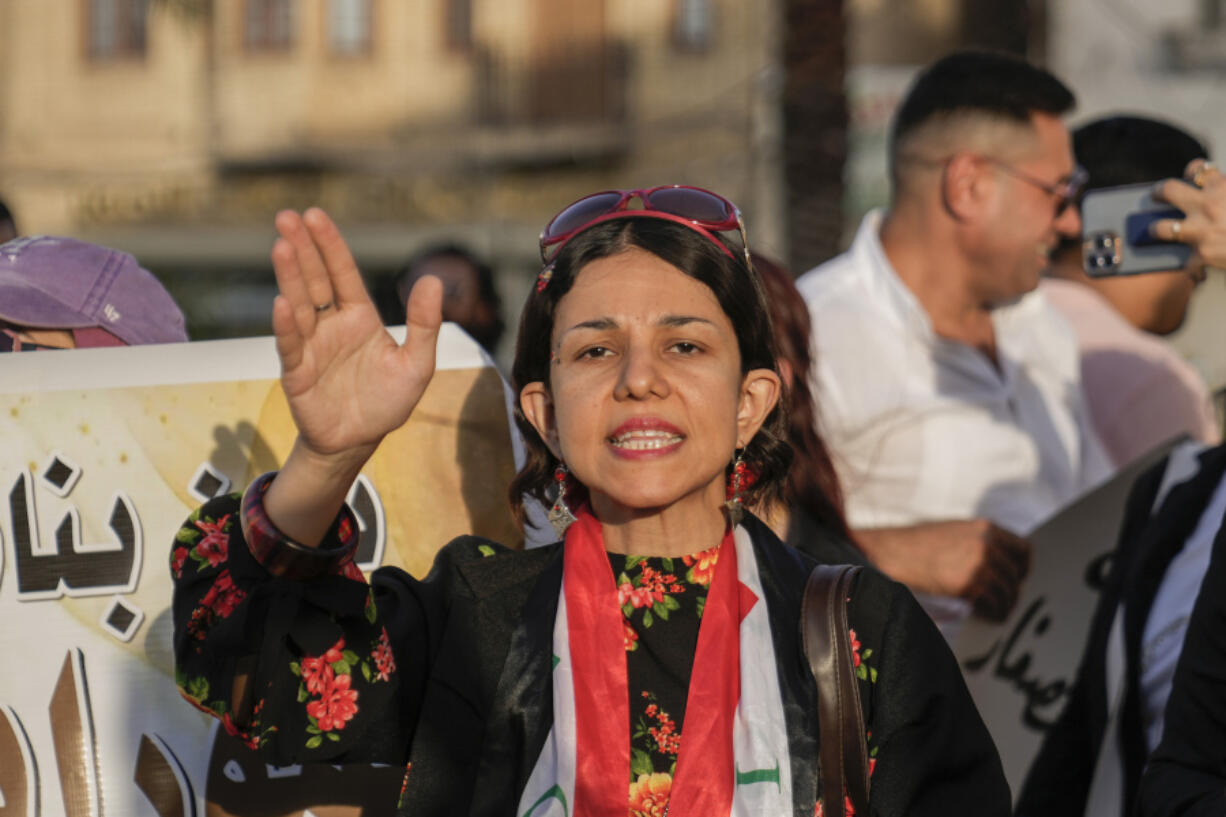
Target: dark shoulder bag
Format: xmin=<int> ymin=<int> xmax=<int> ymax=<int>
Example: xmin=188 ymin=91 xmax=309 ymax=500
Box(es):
xmin=801 ymin=564 xmax=870 ymax=817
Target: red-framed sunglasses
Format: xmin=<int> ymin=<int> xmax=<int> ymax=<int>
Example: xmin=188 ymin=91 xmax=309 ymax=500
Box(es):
xmin=538 ymin=185 xmax=752 ymax=270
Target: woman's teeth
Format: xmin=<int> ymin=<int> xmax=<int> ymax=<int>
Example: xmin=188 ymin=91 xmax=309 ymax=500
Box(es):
xmin=610 ymin=430 xmax=682 ymax=450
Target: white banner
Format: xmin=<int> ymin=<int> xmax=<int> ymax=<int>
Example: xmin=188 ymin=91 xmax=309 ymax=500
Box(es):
xmin=0 ymin=326 xmax=522 ymax=817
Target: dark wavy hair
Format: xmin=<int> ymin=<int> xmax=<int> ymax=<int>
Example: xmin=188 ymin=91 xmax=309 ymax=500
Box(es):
xmin=751 ymin=252 xmax=850 ymax=539
xmin=508 ymin=217 xmax=791 ymax=529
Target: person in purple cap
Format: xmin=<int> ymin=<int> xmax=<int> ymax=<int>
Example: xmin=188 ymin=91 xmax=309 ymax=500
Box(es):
xmin=0 ymin=235 xmax=189 ymax=351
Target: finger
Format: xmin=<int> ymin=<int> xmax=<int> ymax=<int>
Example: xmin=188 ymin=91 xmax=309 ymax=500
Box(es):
xmin=1152 ymin=178 xmax=1202 ymax=213
xmin=275 ymin=209 xmax=335 ymax=312
xmin=1185 ymin=158 xmax=1222 ymax=189
xmin=401 ymin=275 xmax=444 ymax=373
xmin=1149 ymin=217 xmax=1202 ymax=246
xmin=974 ymin=557 xmax=1021 ymax=622
xmin=272 ymin=294 xmax=306 ymax=374
xmin=301 ymin=208 xmax=370 ymax=308
xmin=271 ymin=236 xmax=319 ymax=337
xmin=970 ymin=567 xmax=1013 ymax=622
xmin=989 ymin=527 xmax=1032 ymax=581
xmin=1186 ymin=251 xmax=1209 ymax=284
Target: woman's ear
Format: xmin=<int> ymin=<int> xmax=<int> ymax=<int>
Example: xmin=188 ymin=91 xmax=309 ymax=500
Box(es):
xmin=735 ymin=368 xmax=781 ymax=447
xmin=520 ymin=381 xmax=562 ymax=459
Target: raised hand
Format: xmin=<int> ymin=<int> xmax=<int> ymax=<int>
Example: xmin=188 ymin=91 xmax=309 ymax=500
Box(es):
xmin=270 ymin=208 xmax=443 ymax=459
xmin=262 ymin=208 xmax=443 ymax=546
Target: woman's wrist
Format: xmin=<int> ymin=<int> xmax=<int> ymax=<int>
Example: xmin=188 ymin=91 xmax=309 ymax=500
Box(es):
xmin=263 ymin=437 xmax=375 ymax=547
xmin=241 ymin=472 xmax=361 ymax=578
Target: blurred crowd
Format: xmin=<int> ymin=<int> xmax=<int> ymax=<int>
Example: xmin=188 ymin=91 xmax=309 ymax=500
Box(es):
xmin=6 ymin=46 xmax=1226 ymax=817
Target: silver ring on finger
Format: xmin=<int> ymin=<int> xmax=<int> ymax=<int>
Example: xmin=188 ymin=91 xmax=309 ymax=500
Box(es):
xmin=314 ymin=300 xmax=336 ymax=313
xmin=1172 ymin=220 xmax=1182 ymax=239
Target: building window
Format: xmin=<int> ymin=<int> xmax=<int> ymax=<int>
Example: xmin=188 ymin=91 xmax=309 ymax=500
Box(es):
xmin=673 ymin=0 xmax=712 ymax=51
xmin=446 ymin=0 xmax=473 ymax=51
xmin=87 ymin=0 xmax=149 ymax=60
xmin=245 ymin=0 xmax=294 ymax=51
xmin=329 ymin=0 xmax=372 ymax=55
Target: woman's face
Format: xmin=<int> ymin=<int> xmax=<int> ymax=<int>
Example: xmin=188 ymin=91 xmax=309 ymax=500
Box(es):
xmin=520 ymin=246 xmax=779 ymax=524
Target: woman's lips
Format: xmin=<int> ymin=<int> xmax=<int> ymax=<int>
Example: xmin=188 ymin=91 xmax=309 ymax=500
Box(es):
xmin=607 ymin=419 xmax=684 ymax=457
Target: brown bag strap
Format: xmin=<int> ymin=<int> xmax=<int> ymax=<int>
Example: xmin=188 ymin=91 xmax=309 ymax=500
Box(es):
xmin=801 ymin=564 xmax=870 ymax=817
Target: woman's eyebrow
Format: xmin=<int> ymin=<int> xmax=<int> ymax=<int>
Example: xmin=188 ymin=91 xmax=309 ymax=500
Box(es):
xmin=559 ymin=314 xmax=714 ymax=338
xmin=659 ymin=315 xmax=715 ymax=328
xmin=559 ymin=317 xmax=618 ymax=338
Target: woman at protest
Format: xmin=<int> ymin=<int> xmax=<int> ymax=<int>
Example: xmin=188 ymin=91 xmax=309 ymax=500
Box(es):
xmin=171 ymin=187 xmax=1008 ymax=816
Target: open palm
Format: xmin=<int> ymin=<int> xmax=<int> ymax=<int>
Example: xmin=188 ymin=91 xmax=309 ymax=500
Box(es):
xmin=270 ymin=208 xmax=442 ymax=458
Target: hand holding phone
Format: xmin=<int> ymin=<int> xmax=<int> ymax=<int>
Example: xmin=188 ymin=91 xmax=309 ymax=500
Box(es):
xmin=1081 ymin=182 xmax=1191 ymax=277
xmin=1147 ymin=160 xmax=1226 ymax=270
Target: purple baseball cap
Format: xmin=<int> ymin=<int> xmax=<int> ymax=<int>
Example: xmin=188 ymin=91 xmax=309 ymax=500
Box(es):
xmin=0 ymin=236 xmax=188 ymax=347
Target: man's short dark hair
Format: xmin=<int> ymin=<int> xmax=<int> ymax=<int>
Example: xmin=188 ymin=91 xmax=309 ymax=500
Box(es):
xmin=890 ymin=50 xmax=1076 ymax=160
xmin=1073 ymin=115 xmax=1208 ymax=191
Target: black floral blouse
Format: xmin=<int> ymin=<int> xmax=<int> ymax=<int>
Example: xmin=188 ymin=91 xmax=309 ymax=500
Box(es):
xmin=615 ymin=549 xmax=709 ymax=785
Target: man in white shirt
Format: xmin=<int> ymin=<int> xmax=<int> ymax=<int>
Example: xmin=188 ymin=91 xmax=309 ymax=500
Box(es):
xmin=796 ymin=50 xmax=1113 ymax=628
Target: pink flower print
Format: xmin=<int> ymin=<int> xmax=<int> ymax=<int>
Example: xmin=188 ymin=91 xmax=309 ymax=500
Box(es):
xmin=307 ymin=673 xmax=359 ymax=732
xmin=372 ymin=629 xmax=397 ymax=681
xmin=300 ymin=655 xmax=335 ymax=695
xmin=323 ymin=638 xmax=346 ymax=665
xmin=193 ymin=513 xmax=231 ymax=567
xmin=171 ymin=546 xmax=188 ymax=578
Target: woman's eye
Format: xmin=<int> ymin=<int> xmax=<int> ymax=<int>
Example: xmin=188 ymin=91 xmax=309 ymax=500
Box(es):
xmin=671 ymin=341 xmax=701 ymax=355
xmin=578 ymin=346 xmax=612 ymax=359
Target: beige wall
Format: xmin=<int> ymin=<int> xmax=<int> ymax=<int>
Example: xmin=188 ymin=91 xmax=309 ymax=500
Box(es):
xmin=212 ymin=0 xmax=477 ymax=156
xmin=0 ymin=2 xmax=211 ymax=231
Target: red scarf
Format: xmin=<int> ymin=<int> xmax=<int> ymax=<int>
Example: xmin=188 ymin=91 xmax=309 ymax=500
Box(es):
xmin=563 ymin=505 xmax=742 ymax=817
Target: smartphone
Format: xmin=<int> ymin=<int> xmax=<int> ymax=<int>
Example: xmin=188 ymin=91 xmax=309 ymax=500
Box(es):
xmin=1081 ymin=182 xmax=1192 ymax=277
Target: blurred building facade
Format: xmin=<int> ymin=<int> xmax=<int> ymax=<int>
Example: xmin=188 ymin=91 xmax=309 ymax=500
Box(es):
xmin=0 ymin=0 xmax=797 ymax=342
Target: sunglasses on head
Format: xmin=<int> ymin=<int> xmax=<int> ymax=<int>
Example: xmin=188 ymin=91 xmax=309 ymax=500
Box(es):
xmin=538 ymin=186 xmax=752 ymax=275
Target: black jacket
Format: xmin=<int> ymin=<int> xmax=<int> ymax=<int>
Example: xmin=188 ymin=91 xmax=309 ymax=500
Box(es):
xmin=1017 ymin=443 xmax=1226 ymax=817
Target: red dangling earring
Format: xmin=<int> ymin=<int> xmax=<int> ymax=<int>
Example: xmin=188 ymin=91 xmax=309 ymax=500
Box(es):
xmin=549 ymin=463 xmax=577 ymax=537
xmin=724 ymin=450 xmax=755 ymax=525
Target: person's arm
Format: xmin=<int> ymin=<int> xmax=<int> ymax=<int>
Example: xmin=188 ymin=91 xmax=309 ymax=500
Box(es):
xmin=171 ymin=488 xmax=443 ymax=768
xmin=1137 ymin=526 xmax=1226 ymax=817
xmin=853 ymin=519 xmax=1031 ymax=621
xmin=261 ymin=208 xmax=443 ymax=545
xmin=848 ymin=571 xmax=1012 ymax=816
xmin=171 ymin=208 xmax=447 ymax=766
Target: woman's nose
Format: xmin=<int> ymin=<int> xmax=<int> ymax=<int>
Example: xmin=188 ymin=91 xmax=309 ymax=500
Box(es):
xmin=615 ymin=344 xmax=669 ymax=400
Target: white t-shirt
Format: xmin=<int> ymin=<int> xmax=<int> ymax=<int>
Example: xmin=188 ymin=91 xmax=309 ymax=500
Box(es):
xmin=1040 ymin=277 xmax=1220 ymax=469
xmin=796 ymin=211 xmax=1113 ymax=603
